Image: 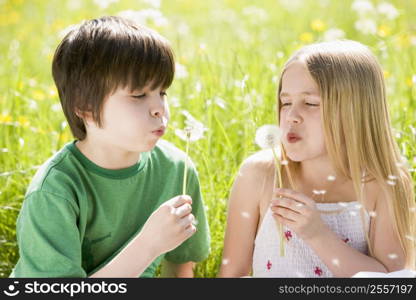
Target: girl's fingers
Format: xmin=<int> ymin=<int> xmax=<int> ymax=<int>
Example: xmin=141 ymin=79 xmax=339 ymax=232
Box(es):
xmin=273 ymin=188 xmax=314 ymax=206
xmin=273 ymin=213 xmax=295 ymax=227
xmin=272 ymin=206 xmax=299 ymax=222
xmin=271 ymin=197 xmax=305 ymax=214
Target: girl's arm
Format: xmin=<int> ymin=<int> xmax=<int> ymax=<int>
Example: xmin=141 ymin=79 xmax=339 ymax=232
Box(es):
xmin=218 ymin=156 xmax=265 ymax=277
xmin=272 ymin=188 xmax=406 ymax=277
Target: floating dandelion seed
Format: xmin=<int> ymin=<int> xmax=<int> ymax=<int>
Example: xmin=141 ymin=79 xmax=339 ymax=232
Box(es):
xmin=368 ymin=211 xmax=377 ymax=218
xmin=241 ymin=212 xmax=250 ymax=219
xmin=405 ymin=235 xmax=415 ymax=242
xmin=388 ymin=253 xmax=398 ymax=260
xmin=255 ymin=124 xmax=285 ymax=256
xmin=349 ymin=211 xmax=358 ymax=217
xmin=327 ymin=175 xmax=336 ymax=181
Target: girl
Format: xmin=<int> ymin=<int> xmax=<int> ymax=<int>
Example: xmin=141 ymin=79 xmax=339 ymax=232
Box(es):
xmin=219 ymin=40 xmax=415 ymax=277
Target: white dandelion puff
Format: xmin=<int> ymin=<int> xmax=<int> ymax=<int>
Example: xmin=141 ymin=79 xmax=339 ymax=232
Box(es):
xmin=255 ymin=125 xmax=282 ymax=151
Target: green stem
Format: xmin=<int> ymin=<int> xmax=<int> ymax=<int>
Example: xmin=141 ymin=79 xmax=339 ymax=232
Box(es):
xmin=182 ymin=133 xmax=191 ymax=195
xmin=272 ymin=147 xmax=285 ymax=257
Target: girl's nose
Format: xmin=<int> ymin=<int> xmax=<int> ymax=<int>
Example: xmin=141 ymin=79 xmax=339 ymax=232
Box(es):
xmin=287 ymin=107 xmax=302 ymax=124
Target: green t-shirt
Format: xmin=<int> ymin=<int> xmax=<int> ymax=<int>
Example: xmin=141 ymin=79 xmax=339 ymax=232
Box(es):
xmin=10 ymin=139 xmax=210 ymax=277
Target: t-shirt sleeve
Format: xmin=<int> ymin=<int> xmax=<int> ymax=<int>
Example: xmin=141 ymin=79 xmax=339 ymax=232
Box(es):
xmin=10 ymin=190 xmax=87 ymax=277
xmin=164 ymin=165 xmax=211 ymax=264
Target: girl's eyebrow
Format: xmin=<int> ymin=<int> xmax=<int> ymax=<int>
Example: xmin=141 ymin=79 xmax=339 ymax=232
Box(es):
xmin=280 ymin=91 xmax=318 ymax=97
xmin=280 ymin=91 xmax=316 ymax=97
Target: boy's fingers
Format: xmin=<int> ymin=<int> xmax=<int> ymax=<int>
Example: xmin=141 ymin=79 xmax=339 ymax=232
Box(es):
xmin=179 ymin=213 xmax=194 ymax=227
xmin=184 ymin=224 xmax=197 ymax=238
xmin=170 ymin=195 xmax=192 ymax=208
xmin=175 ymin=203 xmax=192 ymax=218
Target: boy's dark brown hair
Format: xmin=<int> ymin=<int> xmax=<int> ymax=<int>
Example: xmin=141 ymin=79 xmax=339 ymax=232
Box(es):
xmin=52 ymin=16 xmax=175 ymax=140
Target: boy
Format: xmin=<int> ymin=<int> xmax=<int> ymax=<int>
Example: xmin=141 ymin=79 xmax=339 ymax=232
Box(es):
xmin=10 ymin=16 xmax=210 ymax=277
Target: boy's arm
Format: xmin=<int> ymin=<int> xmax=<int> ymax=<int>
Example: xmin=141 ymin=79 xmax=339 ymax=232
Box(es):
xmin=160 ymin=260 xmax=195 ymax=277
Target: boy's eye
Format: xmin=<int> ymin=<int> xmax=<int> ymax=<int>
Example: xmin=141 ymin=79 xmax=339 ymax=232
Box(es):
xmin=281 ymin=103 xmax=291 ymax=106
xmin=306 ymin=103 xmax=319 ymax=106
xmin=132 ymin=93 xmax=146 ymax=99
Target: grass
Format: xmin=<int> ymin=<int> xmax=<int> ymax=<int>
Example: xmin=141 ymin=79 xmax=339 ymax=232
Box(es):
xmin=0 ymin=0 xmax=415 ymax=277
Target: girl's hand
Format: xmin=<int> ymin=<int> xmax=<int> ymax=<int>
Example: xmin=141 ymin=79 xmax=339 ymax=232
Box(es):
xmin=270 ymin=188 xmax=331 ymax=242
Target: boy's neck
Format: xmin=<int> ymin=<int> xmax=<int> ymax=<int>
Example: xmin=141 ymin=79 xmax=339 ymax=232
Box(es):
xmin=75 ymin=138 xmax=141 ymax=170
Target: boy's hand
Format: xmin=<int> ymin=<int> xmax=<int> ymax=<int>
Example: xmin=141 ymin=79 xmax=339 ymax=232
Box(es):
xmin=139 ymin=195 xmax=196 ymax=256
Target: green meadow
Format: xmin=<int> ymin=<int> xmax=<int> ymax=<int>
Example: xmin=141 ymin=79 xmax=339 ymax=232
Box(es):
xmin=0 ymin=0 xmax=415 ymax=277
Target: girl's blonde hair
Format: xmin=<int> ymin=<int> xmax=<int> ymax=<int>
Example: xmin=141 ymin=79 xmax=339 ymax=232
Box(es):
xmin=277 ymin=40 xmax=415 ymax=269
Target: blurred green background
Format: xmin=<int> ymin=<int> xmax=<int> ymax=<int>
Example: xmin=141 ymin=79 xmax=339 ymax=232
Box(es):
xmin=0 ymin=0 xmax=415 ymax=277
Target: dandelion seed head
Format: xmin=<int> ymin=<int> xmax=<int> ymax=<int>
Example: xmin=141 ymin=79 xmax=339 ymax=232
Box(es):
xmin=255 ymin=125 xmax=282 ymax=151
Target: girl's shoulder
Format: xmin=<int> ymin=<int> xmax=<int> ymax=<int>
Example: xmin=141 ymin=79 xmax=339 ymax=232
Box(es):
xmin=241 ymin=150 xmax=275 ymax=174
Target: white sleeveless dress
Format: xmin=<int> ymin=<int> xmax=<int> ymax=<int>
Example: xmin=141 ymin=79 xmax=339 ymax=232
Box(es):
xmin=252 ymin=201 xmax=370 ymax=277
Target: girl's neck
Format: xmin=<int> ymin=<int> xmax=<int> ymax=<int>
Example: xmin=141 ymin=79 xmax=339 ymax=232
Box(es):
xmin=297 ymin=155 xmax=350 ymax=197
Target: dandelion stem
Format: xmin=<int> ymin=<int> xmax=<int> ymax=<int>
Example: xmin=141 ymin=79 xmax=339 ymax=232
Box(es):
xmin=272 ymin=147 xmax=285 ymax=257
xmin=182 ymin=132 xmax=191 ymax=195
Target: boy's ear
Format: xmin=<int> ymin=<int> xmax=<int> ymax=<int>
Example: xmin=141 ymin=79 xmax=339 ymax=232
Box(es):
xmin=75 ymin=108 xmax=93 ymax=122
